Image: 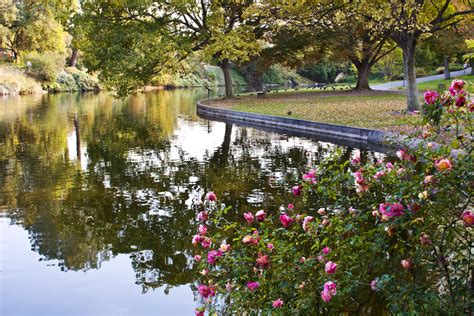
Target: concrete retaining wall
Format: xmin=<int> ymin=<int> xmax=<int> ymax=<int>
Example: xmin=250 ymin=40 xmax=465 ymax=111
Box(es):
xmin=197 ymin=99 xmax=395 ymax=152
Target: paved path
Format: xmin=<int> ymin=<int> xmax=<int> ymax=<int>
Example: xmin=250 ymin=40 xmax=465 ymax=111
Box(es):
xmin=372 ymin=68 xmax=472 ymax=91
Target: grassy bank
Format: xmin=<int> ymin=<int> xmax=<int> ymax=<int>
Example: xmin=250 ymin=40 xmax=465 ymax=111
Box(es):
xmin=391 ymin=74 xmax=474 ymax=92
xmin=210 ymin=90 xmax=421 ymax=131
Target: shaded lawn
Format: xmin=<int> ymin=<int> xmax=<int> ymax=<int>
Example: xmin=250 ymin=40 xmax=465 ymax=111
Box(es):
xmin=211 ymin=90 xmax=422 ymax=131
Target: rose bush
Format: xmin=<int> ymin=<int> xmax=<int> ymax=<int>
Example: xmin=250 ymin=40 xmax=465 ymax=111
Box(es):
xmin=192 ymin=80 xmax=473 ymax=315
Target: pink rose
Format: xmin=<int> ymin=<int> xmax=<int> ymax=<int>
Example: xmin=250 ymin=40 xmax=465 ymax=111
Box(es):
xmin=243 ymin=212 xmax=254 ymax=224
xmin=194 ymin=255 xmax=202 ymax=261
xmin=370 ymin=279 xmax=378 ymax=291
xmin=302 ymin=216 xmax=314 ymax=232
xmin=325 ymin=261 xmax=337 ymax=274
xmin=322 ymin=247 xmax=330 ymax=254
xmin=280 ymin=213 xmax=294 ymax=228
xmin=317 ymin=208 xmax=326 ymax=215
xmin=462 ymin=210 xmax=474 ymax=226
xmin=267 ymin=243 xmax=274 ymax=250
xmin=323 ymin=281 xmax=337 ymax=295
xmin=192 ymin=234 xmax=201 ymax=245
xmin=219 ymin=243 xmax=231 ymax=252
xmin=423 ymin=90 xmax=439 ymax=105
xmin=207 ymin=250 xmax=222 ymax=265
xmin=292 ymin=185 xmax=302 ymax=196
xmin=351 ymin=155 xmax=361 ymax=165
xmin=435 ymin=158 xmax=452 ymax=171
xmin=197 ymin=211 xmax=209 ymax=222
xmin=322 ymin=219 xmax=329 ymax=226
xmin=379 ymin=202 xmax=404 ymax=218
xmin=197 ymin=284 xmax=215 ymax=298
xmin=450 ymin=79 xmax=465 ymax=92
xmin=321 ymin=289 xmax=332 ymax=303
xmin=455 ymin=96 xmax=466 ymax=107
xmin=247 ymin=281 xmax=260 ymax=291
xmin=272 ymin=298 xmax=284 ymax=308
xmin=205 ymin=191 xmax=217 ymax=202
xmin=401 ymin=259 xmax=413 ymax=270
xmin=198 ymin=224 xmax=207 ymax=236
xmin=242 ymin=235 xmax=253 ymax=244
xmin=255 ymin=210 xmax=266 ymax=222
xmin=385 ymin=162 xmax=394 ymax=169
xmin=256 ymin=252 xmax=270 ymax=268
xmin=287 ymin=203 xmax=294 ymax=210
xmin=200 ymin=237 xmax=211 ymax=248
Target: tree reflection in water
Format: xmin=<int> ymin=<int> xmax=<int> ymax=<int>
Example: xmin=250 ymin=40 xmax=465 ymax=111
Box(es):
xmin=0 ymin=89 xmax=380 ymax=294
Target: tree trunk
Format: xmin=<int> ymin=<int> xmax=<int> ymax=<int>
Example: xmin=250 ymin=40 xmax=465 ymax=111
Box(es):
xmin=354 ymin=61 xmax=371 ymax=90
xmin=402 ymin=39 xmax=419 ymax=111
xmin=444 ymin=57 xmax=450 ymax=80
xmin=220 ymin=59 xmax=233 ymax=98
xmin=70 ymin=48 xmax=78 ymax=68
xmin=470 ymin=59 xmax=474 ymax=75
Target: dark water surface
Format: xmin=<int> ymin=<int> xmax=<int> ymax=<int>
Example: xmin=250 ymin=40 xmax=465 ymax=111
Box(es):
xmin=0 ymin=89 xmax=378 ymax=315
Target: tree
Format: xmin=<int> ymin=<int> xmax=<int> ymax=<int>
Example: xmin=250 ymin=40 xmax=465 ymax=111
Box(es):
xmin=0 ymin=0 xmax=73 ymax=63
xmin=76 ymin=1 xmax=263 ymax=97
xmin=368 ymin=0 xmax=473 ymax=111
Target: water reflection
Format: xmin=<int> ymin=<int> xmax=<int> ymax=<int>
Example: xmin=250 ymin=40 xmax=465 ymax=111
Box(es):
xmin=0 ymin=89 xmax=381 ymax=314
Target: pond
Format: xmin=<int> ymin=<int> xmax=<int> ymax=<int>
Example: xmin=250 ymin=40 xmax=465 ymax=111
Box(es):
xmin=0 ymin=89 xmax=381 ymax=315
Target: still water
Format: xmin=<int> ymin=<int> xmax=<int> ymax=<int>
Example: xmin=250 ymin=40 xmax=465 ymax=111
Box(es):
xmin=0 ymin=89 xmax=376 ymax=315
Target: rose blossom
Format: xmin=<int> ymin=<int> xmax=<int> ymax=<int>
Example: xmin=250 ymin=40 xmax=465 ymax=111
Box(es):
xmin=322 ymin=247 xmax=331 ymax=254
xmin=370 ymin=279 xmax=379 ymax=291
xmin=198 ymin=224 xmax=207 ymax=236
xmin=219 ymin=243 xmax=231 ymax=252
xmin=192 ymin=234 xmax=201 ymax=245
xmin=435 ymin=158 xmax=452 ymax=171
xmin=255 ymin=210 xmax=266 ymax=221
xmin=325 ymin=261 xmax=337 ymax=274
xmin=197 ymin=211 xmax=208 ymax=222
xmin=247 ymin=281 xmax=260 ymax=291
xmin=194 ymin=255 xmax=202 ymax=261
xmin=292 ymin=185 xmax=302 ymax=196
xmin=197 ymin=284 xmax=215 ymax=298
xmin=401 ymin=259 xmax=413 ymax=270
xmin=280 ymin=213 xmax=294 ymax=228
xmin=206 ymin=191 xmax=217 ymax=202
xmin=450 ymin=79 xmax=465 ymax=92
xmin=287 ymin=203 xmax=294 ymax=210
xmin=455 ymin=96 xmax=466 ymax=107
xmin=462 ymin=211 xmax=474 ymax=226
xmin=267 ymin=243 xmax=274 ymax=250
xmin=272 ymin=298 xmax=284 ymax=308
xmin=423 ymin=90 xmax=439 ymax=105
xmin=324 ymin=281 xmax=337 ymax=295
xmin=321 ymin=290 xmax=332 ymax=303
xmin=243 ymin=212 xmax=254 ymax=224
xmin=200 ymin=236 xmax=211 ymax=248
xmin=256 ymin=252 xmax=270 ymax=268
xmin=302 ymin=216 xmax=314 ymax=232
xmin=207 ymin=250 xmax=222 ymax=265
xmin=317 ymin=208 xmax=326 ymax=215
xmin=379 ymin=202 xmax=404 ymax=218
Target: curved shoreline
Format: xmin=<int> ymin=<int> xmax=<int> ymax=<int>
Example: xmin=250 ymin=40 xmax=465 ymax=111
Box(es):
xmin=197 ymin=99 xmax=398 ymax=152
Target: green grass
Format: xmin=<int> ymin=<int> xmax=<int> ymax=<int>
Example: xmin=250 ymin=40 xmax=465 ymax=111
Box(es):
xmin=416 ymin=74 xmax=474 ymax=92
xmin=213 ymin=90 xmax=421 ymax=130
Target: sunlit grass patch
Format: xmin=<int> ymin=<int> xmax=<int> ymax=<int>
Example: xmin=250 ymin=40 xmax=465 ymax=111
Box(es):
xmin=212 ymin=90 xmax=422 ymax=130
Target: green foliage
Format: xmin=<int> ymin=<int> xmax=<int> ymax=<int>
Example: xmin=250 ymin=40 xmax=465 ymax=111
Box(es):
xmin=297 ymin=59 xmax=338 ymax=83
xmin=24 ymin=51 xmax=65 ymax=82
xmin=192 ymin=81 xmax=473 ymax=314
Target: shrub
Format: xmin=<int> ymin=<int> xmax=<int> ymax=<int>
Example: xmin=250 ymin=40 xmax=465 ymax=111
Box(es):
xmin=56 ymin=71 xmax=78 ymax=91
xmin=67 ymin=67 xmax=100 ymax=91
xmin=0 ymin=66 xmax=42 ymax=95
xmin=24 ymin=51 xmax=65 ymax=82
xmin=191 ymin=80 xmax=473 ymax=315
